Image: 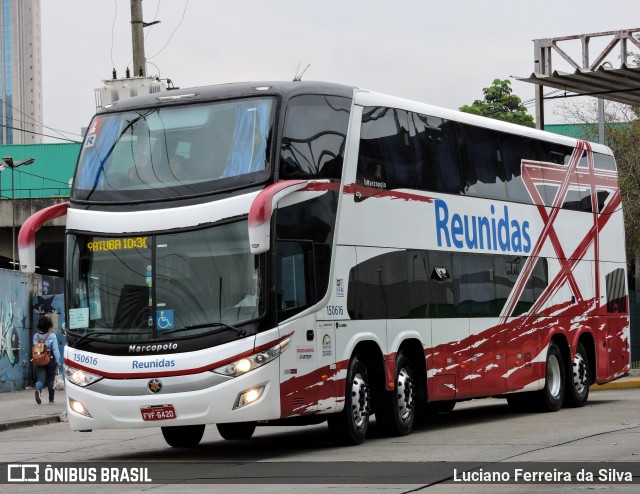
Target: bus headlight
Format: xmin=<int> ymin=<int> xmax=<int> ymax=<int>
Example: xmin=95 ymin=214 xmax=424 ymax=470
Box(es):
xmin=213 ymin=337 xmax=291 ymax=378
xmin=64 ymin=364 xmax=103 ymax=387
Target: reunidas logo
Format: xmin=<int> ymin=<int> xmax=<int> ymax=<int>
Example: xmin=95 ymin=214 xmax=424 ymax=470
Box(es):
xmin=434 ymin=199 xmax=531 ymax=253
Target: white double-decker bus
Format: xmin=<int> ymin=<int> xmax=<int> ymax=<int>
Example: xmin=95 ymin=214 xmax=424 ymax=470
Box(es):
xmin=20 ymin=81 xmax=630 ymax=447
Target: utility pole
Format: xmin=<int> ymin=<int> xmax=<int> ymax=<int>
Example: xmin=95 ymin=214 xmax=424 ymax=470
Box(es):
xmin=130 ymin=0 xmax=146 ymax=77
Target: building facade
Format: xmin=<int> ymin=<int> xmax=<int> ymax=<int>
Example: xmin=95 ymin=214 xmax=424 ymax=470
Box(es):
xmin=0 ymin=0 xmax=42 ymax=145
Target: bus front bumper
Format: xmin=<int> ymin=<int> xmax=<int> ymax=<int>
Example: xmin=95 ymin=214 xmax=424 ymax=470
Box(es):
xmin=65 ymin=360 xmax=281 ymax=430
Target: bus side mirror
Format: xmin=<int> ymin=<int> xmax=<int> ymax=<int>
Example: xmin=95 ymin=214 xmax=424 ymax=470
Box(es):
xmin=18 ymin=202 xmax=70 ymax=273
xmin=248 ymin=180 xmax=329 ymax=254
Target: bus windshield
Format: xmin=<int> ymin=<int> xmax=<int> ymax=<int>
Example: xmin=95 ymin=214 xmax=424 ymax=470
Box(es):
xmin=66 ymin=221 xmax=264 ymax=341
xmin=73 ymin=97 xmax=274 ymax=201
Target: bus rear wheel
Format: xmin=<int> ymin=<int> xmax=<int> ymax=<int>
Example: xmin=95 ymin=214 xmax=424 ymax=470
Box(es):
xmin=161 ymin=424 xmax=205 ymax=447
xmin=378 ymin=351 xmax=415 ymax=436
xmin=537 ymin=341 xmax=565 ymax=412
xmin=216 ymin=422 xmax=257 ymax=440
xmin=328 ymin=354 xmax=371 ymax=445
xmin=564 ymin=342 xmax=590 ymax=408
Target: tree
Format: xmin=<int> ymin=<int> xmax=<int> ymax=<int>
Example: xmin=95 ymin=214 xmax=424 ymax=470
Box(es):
xmin=460 ymin=79 xmax=535 ymax=128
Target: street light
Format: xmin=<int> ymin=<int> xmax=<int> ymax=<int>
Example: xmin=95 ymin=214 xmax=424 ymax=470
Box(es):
xmin=1 ymin=156 xmax=35 ymax=269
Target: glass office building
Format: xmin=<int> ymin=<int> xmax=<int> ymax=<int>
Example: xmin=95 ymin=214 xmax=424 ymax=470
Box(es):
xmin=0 ymin=0 xmax=42 ymax=144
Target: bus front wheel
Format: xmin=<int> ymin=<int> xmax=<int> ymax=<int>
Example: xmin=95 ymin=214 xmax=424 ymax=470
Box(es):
xmin=161 ymin=424 xmax=205 ymax=447
xmin=328 ymin=354 xmax=371 ymax=445
xmin=216 ymin=422 xmax=256 ymax=440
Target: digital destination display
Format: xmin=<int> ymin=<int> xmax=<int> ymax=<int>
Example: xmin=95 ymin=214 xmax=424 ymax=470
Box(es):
xmin=86 ymin=237 xmax=149 ymax=252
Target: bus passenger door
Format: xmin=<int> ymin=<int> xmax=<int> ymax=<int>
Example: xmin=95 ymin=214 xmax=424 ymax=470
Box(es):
xmin=276 ymin=240 xmax=325 ymax=417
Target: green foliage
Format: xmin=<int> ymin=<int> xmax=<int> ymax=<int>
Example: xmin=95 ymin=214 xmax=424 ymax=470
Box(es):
xmin=605 ymin=119 xmax=640 ymax=277
xmin=460 ymin=79 xmax=535 ymax=128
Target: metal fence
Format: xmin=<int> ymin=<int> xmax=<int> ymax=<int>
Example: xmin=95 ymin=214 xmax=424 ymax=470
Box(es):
xmin=630 ymin=291 xmax=640 ymax=369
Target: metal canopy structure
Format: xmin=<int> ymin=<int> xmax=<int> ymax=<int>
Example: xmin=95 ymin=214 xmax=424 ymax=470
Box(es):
xmin=516 ymin=28 xmax=640 ymax=129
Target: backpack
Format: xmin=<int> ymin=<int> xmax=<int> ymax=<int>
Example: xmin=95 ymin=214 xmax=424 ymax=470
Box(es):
xmin=32 ymin=334 xmax=51 ymax=366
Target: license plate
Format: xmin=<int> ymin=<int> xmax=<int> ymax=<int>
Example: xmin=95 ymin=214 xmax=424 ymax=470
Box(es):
xmin=141 ymin=405 xmax=176 ymax=421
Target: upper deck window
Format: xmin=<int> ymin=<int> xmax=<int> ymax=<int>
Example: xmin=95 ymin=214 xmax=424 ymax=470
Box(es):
xmin=279 ymin=95 xmax=351 ymax=180
xmin=73 ymin=97 xmax=274 ymax=202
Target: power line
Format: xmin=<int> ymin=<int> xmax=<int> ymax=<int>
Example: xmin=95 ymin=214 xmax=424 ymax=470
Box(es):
xmin=0 ymin=97 xmax=84 ymax=141
xmin=110 ymin=0 xmax=118 ymax=70
xmin=0 ymin=123 xmax=81 ymax=143
xmin=13 ymin=168 xmax=71 ymax=187
xmin=147 ymin=0 xmax=189 ymax=60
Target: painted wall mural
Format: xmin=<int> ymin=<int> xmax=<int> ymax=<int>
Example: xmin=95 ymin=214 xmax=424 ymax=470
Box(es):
xmin=0 ymin=270 xmax=64 ymax=393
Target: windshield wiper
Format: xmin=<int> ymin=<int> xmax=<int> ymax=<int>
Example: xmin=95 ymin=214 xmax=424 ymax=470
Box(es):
xmin=70 ymin=331 xmax=127 ymax=348
xmin=162 ymin=322 xmax=247 ymax=337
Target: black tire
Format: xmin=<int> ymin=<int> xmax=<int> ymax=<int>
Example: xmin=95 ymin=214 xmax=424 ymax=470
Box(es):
xmin=564 ymin=342 xmax=590 ymax=408
xmin=216 ymin=422 xmax=257 ymax=440
xmin=378 ymin=351 xmax=416 ymax=436
xmin=161 ymin=424 xmax=205 ymax=448
xmin=328 ymin=354 xmax=371 ymax=446
xmin=536 ymin=341 xmax=565 ymax=412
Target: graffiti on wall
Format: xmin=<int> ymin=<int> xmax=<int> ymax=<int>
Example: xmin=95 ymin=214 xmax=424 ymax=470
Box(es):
xmin=0 ymin=271 xmax=65 ymax=392
xmin=0 ymin=270 xmax=31 ymax=392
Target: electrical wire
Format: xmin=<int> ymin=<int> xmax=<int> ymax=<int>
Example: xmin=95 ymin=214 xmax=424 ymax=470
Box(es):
xmin=145 ymin=0 xmax=161 ymax=41
xmin=147 ymin=0 xmax=189 ymax=60
xmin=0 ymin=123 xmax=81 ymax=143
xmin=0 ymin=97 xmax=84 ymax=141
xmin=110 ymin=0 xmax=118 ymax=70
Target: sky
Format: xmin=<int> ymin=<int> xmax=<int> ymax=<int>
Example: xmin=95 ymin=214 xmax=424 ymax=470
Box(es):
xmin=40 ymin=0 xmax=639 ymax=143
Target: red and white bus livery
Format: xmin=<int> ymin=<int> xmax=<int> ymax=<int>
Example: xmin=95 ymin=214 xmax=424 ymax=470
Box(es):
xmin=20 ymin=81 xmax=629 ymax=446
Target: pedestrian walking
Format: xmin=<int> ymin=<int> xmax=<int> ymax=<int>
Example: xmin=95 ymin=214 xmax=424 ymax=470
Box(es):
xmin=33 ymin=315 xmax=61 ymax=405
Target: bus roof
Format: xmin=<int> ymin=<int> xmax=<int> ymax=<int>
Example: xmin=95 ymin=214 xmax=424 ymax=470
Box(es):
xmin=97 ymin=80 xmax=355 ymax=114
xmin=96 ymin=79 xmax=613 ymax=156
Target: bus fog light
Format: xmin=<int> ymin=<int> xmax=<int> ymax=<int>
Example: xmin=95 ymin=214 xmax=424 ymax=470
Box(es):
xmin=69 ymin=398 xmax=92 ymax=417
xmin=234 ymin=385 xmax=265 ymax=409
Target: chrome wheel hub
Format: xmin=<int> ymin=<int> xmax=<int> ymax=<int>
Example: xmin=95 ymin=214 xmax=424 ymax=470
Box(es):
xmin=351 ymin=373 xmax=369 ymax=430
xmin=572 ymin=353 xmax=588 ymax=394
xmin=396 ymin=367 xmax=415 ymax=422
xmin=547 ymin=354 xmax=562 ymax=398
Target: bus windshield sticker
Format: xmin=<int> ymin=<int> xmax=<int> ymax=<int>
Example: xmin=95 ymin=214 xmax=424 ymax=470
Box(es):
xmin=156 ymin=310 xmax=174 ymax=331
xmin=69 ymin=308 xmax=90 ymax=329
xmin=336 ymin=278 xmax=344 ymax=297
xmin=83 ymin=117 xmax=103 ymax=148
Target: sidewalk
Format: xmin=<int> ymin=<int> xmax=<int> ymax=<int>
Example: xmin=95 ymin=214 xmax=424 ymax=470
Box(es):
xmin=1 ymin=370 xmax=639 ymax=433
xmin=0 ymin=387 xmax=67 ymax=432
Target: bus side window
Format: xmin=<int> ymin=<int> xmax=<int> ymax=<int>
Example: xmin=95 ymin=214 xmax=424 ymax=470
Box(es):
xmin=457 ymin=123 xmax=508 ymax=201
xmin=279 ymin=95 xmax=351 ymax=180
xmin=357 ymin=107 xmax=415 ymax=190
xmin=347 ymin=249 xmax=409 ymax=320
xmin=426 ymin=251 xmax=455 ymax=318
xmin=410 ymin=114 xmax=463 ymax=194
xmin=276 ymin=240 xmax=315 ymax=321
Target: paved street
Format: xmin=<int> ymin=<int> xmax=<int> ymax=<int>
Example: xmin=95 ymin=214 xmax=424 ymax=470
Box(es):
xmin=0 ymin=386 xmax=638 ymax=493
